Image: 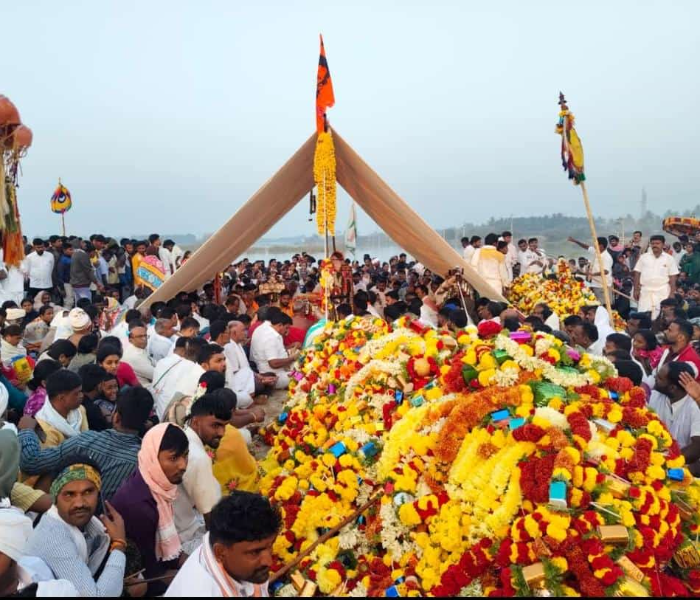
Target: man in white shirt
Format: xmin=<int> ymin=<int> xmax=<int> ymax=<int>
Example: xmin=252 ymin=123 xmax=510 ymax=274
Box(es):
xmin=173 ymin=343 xmax=227 ymax=399
xmin=122 ymin=322 xmax=155 ymax=386
xmin=25 ymin=238 xmax=55 ymax=298
xmin=165 ymin=493 xmax=280 ymax=598
xmin=164 ymin=240 xmax=184 ymax=272
xmin=648 ymin=363 xmax=700 ymax=469
xmin=225 ymin=321 xmax=276 ymax=410
xmin=522 ymin=238 xmax=546 ymax=275
xmin=152 ymin=337 xmax=205 ymax=420
xmin=174 ymin=392 xmax=234 ymax=555
xmin=532 ymin=303 xmax=560 ymax=331
xmin=499 ymin=231 xmax=519 ymax=281
xmin=471 ymin=233 xmax=509 ymax=296
xmin=568 ymin=236 xmax=613 ymax=306
xmin=249 ymin=313 xmax=298 ymax=390
xmin=634 ymin=235 xmax=679 ymax=319
xmin=462 ymin=235 xmax=481 ymax=262
xmin=147 ymin=318 xmax=177 ymax=363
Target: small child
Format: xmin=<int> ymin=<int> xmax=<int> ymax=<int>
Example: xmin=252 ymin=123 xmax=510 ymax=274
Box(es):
xmin=95 ymin=372 xmax=119 ymax=426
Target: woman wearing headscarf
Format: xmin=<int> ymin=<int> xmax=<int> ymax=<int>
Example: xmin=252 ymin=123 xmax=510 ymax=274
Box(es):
xmin=111 ymin=423 xmax=189 ymax=595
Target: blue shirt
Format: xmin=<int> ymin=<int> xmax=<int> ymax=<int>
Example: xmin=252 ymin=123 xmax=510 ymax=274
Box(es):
xmin=19 ymin=428 xmax=142 ymax=500
xmin=57 ymin=255 xmax=72 ymax=284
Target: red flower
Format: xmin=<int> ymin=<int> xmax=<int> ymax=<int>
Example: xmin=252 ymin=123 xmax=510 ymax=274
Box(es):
xmin=478 ymin=320 xmax=503 ymax=338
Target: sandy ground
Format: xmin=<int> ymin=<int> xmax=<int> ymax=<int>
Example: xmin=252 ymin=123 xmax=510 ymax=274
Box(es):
xmin=250 ymin=389 xmax=289 ymax=460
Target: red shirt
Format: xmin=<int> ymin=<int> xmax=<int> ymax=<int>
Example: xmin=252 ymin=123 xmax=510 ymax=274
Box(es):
xmin=117 ymin=361 xmax=141 ymax=388
xmin=659 ymin=344 xmax=700 ymax=380
xmin=249 ymin=321 xmax=304 ymax=347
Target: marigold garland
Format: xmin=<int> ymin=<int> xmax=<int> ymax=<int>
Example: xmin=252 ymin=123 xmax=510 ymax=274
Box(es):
xmin=314 ymin=130 xmax=337 ymax=236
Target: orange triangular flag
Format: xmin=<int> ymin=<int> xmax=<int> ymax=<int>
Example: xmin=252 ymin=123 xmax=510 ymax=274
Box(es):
xmin=316 ymin=35 xmax=335 ymax=134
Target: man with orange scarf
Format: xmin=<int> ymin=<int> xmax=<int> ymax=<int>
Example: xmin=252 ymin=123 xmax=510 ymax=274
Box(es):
xmin=111 ymin=423 xmax=189 ymax=596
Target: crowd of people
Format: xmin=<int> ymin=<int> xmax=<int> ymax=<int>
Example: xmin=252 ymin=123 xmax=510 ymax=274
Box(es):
xmin=1 ymin=227 xmax=700 ymax=597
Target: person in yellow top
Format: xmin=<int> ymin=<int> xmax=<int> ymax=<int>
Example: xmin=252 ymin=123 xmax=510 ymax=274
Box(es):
xmin=131 ymin=240 xmax=147 ymax=288
xmin=470 ymin=233 xmax=510 ymax=296
xmin=212 ymin=424 xmax=260 ymax=495
xmin=22 ymin=370 xmax=88 ymax=490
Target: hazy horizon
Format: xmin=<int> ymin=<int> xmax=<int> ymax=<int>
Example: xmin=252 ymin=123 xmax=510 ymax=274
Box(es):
xmin=4 ymin=0 xmax=698 ymax=242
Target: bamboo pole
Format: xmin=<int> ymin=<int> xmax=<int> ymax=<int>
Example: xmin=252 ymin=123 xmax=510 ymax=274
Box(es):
xmin=561 ymin=110 xmax=614 ymax=325
xmin=269 ymin=490 xmax=382 ymax=585
xmin=580 ymin=181 xmax=614 ymax=324
xmin=61 ymin=212 xmax=66 ymax=236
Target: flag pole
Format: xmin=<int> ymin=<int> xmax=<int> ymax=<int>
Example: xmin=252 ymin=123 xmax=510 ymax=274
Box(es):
xmin=61 ymin=212 xmax=66 ymax=236
xmin=559 ymin=101 xmax=614 ymax=325
xmin=579 ymin=181 xmax=613 ymax=322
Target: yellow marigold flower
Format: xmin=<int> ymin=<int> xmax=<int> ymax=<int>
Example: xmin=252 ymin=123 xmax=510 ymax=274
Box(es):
xmin=399 ymin=503 xmax=422 ymax=527
xmin=501 ymin=360 xmax=520 ymax=372
xmin=645 ymin=465 xmax=666 ymax=481
xmin=548 ymin=397 xmax=564 ymax=411
xmin=551 ymin=557 xmax=568 ymax=572
xmin=667 ymin=456 xmax=685 ymax=469
xmin=425 ymin=387 xmax=442 ymax=401
xmin=478 ymin=369 xmax=496 ymax=387
xmin=570 ymin=488 xmax=583 ymax=508
xmin=607 ymin=408 xmax=623 ymax=424
xmin=462 ymin=350 xmax=477 ymax=365
xmin=546 ymin=523 xmax=568 ymax=542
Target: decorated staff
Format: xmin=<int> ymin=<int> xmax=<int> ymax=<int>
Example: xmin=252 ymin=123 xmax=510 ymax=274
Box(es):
xmin=314 ymin=34 xmax=337 ymax=256
xmin=51 ymin=178 xmax=72 ymax=235
xmin=0 ymin=94 xmax=31 ymax=267
xmin=555 ymin=93 xmax=614 ymax=324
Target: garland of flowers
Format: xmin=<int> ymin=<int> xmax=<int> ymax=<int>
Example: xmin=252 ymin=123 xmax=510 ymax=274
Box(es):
xmin=314 ymin=130 xmax=337 ymax=236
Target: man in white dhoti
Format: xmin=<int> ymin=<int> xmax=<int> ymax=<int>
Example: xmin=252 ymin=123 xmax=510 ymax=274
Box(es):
xmin=634 ymin=235 xmax=679 ymax=319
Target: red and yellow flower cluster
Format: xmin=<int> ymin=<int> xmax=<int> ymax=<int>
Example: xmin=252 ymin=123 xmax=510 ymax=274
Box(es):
xmin=260 ymin=316 xmax=700 ymax=597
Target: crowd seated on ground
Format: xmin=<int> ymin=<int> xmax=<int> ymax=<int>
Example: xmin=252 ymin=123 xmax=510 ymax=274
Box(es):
xmin=3 ymin=229 xmax=700 ymax=596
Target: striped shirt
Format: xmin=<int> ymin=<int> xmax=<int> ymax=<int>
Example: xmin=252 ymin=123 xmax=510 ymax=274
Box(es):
xmin=19 ymin=429 xmax=141 ymax=500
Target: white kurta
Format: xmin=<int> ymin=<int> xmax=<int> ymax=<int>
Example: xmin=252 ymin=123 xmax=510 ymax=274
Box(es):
xmin=648 ymin=392 xmax=700 ymax=448
xmin=165 ymin=541 xmax=269 ymax=598
xmin=152 ymin=355 xmax=190 ymax=419
xmin=174 ymin=428 xmax=221 ymax=554
xmin=224 ymin=341 xmax=256 ymax=409
xmin=250 ymin=322 xmax=290 ymax=389
xmin=471 ymin=246 xmax=509 ymax=296
xmin=122 ymin=342 xmax=155 ymax=385
xmin=634 ymin=252 xmax=679 ymax=318
xmin=25 ymin=252 xmax=54 ymax=289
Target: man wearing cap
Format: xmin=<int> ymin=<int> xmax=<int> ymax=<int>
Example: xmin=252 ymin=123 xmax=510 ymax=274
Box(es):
xmin=25 ymin=458 xmax=127 ymax=596
xmin=66 ymin=307 xmax=93 ymax=348
xmin=0 ymin=508 xmax=78 ymax=597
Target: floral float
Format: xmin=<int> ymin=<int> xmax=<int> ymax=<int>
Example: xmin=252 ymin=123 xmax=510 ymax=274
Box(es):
xmin=261 ymin=316 xmax=700 ymax=597
xmin=508 ymin=260 xmax=599 ymax=319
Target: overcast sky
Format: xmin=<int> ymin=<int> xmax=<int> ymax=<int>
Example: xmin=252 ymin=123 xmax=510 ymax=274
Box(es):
xmin=3 ymin=0 xmax=699 ymax=241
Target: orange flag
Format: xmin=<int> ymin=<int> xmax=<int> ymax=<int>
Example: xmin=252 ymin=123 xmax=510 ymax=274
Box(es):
xmin=316 ymin=35 xmax=335 ymax=134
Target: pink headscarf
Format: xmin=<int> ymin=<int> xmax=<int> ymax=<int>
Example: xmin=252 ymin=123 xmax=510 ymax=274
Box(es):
xmin=138 ymin=423 xmax=183 ymax=562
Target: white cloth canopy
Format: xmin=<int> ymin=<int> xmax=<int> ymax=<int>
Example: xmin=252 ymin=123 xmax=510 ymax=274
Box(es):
xmin=142 ymin=131 xmax=506 ymax=308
